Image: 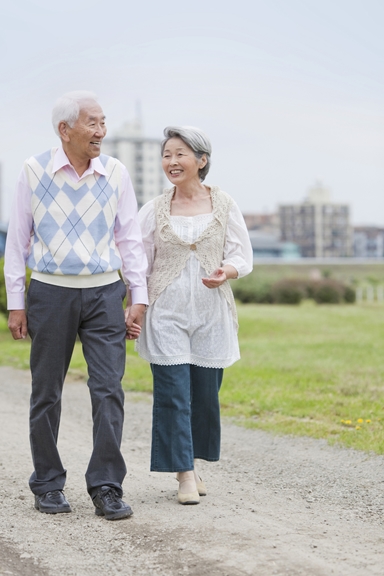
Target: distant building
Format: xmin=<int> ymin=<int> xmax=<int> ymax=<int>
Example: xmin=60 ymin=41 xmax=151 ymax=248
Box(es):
xmin=243 ymin=212 xmax=279 ymax=233
xmin=279 ymin=181 xmax=352 ymax=258
xmin=249 ymin=230 xmax=300 ymax=259
xmin=353 ymin=226 xmax=384 ymax=258
xmin=102 ymin=119 xmax=164 ymax=209
xmin=242 ymin=212 xmax=300 ymax=259
xmin=0 ymin=223 xmax=6 ymax=257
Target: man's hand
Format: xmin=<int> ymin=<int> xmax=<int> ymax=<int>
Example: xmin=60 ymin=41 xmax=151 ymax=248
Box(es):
xmin=124 ymin=304 xmax=147 ymax=340
xmin=8 ymin=310 xmax=28 ymax=340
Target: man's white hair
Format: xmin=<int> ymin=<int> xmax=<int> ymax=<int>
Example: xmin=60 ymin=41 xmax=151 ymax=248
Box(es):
xmin=52 ymin=91 xmax=98 ymax=136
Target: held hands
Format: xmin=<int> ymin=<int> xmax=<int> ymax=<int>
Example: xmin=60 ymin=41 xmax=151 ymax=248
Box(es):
xmin=201 ymin=267 xmax=227 ymax=289
xmin=124 ymin=303 xmax=146 ymax=340
xmin=8 ymin=310 xmax=28 ymax=340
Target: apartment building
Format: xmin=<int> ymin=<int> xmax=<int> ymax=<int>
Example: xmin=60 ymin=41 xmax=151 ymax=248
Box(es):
xmin=102 ymin=120 xmax=164 ymax=208
xmin=353 ymin=226 xmax=384 ymax=257
xmin=279 ymin=182 xmax=352 ymax=258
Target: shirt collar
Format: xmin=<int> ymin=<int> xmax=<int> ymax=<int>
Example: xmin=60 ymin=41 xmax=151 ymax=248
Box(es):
xmin=52 ymin=145 xmax=108 ymax=177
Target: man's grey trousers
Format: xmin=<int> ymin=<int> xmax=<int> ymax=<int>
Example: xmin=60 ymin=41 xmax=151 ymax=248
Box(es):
xmin=26 ymin=279 xmax=127 ymax=498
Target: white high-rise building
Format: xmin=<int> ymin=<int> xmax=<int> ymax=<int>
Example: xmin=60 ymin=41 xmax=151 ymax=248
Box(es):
xmin=279 ymin=181 xmax=352 ymax=258
xmin=102 ymin=119 xmax=164 ymax=209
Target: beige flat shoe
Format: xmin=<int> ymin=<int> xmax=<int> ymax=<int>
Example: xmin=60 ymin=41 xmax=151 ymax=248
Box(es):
xmin=176 ymin=472 xmax=207 ymax=497
xmin=177 ymin=488 xmax=200 ymax=505
xmin=194 ymin=472 xmax=207 ymax=496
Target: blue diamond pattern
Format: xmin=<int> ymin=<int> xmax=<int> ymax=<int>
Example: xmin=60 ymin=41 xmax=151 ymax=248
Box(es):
xmin=33 ymin=174 xmax=61 ymax=209
xmin=90 ymin=178 xmax=118 ymax=209
xmin=109 ymin=247 xmax=122 ymax=269
xmin=29 ymin=153 xmax=123 ymax=276
xmin=34 ymin=150 xmax=52 ymax=170
xmin=42 ymin=258 xmax=59 ymax=274
xmin=98 ymin=153 xmax=109 ymax=168
xmin=62 ymin=181 xmax=91 ymax=205
xmin=87 ymin=211 xmax=109 ymax=244
xmin=59 ymin=249 xmax=88 ymax=274
xmin=62 ymin=210 xmax=86 ymax=244
xmin=35 ymin=212 xmax=60 ymax=245
xmin=27 ymin=252 xmax=36 ymax=269
xmin=87 ymin=250 xmax=104 ymax=274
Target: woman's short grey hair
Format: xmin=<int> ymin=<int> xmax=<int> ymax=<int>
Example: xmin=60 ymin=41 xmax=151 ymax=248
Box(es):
xmin=161 ymin=126 xmax=212 ymax=181
xmin=52 ymin=91 xmax=98 ymax=136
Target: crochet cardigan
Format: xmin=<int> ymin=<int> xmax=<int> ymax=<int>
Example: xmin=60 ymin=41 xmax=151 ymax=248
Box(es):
xmin=147 ymin=186 xmax=238 ymax=325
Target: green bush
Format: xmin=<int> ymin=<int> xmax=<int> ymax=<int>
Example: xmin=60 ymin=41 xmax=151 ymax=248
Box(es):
xmin=312 ymin=279 xmax=344 ymax=304
xmin=232 ymin=279 xmax=273 ymax=303
xmin=344 ymin=285 xmax=356 ymax=303
xmin=271 ymin=278 xmax=306 ymax=304
xmin=232 ymin=272 xmax=356 ymax=305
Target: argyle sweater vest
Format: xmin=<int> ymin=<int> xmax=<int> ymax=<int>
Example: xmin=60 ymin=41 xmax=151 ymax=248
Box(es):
xmin=26 ymin=149 xmax=124 ymax=276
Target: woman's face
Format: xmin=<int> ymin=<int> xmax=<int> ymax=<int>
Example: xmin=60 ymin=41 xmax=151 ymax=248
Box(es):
xmin=162 ymin=137 xmax=206 ymax=185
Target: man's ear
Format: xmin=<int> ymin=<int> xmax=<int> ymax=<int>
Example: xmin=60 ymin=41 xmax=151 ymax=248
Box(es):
xmin=58 ymin=121 xmax=70 ymax=142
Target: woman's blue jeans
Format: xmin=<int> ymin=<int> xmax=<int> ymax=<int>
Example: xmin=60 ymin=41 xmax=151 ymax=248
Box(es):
xmin=150 ymin=364 xmax=224 ymax=472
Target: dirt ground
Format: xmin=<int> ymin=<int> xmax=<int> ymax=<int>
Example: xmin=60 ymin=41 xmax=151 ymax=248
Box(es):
xmin=0 ymin=365 xmax=384 ymax=576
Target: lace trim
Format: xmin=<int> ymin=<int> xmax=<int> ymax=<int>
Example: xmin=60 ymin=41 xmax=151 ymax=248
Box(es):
xmin=170 ymin=213 xmax=213 ymax=222
xmin=136 ymin=349 xmax=240 ymax=369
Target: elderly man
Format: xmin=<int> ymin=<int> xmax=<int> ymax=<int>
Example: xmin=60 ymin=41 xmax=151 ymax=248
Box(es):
xmin=4 ymin=91 xmax=148 ymax=520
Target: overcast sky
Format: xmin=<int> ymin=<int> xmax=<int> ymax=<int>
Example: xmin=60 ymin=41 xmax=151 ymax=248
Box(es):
xmin=1 ymin=0 xmax=384 ymax=225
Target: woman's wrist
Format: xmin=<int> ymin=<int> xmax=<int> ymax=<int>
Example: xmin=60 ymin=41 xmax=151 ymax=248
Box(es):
xmin=222 ymin=265 xmax=238 ymax=280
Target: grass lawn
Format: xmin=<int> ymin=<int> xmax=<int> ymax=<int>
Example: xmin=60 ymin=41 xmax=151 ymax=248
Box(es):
xmin=1 ymin=302 xmax=384 ymax=454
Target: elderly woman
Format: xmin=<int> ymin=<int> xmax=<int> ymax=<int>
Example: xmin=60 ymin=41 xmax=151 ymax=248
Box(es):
xmin=136 ymin=126 xmax=253 ymax=505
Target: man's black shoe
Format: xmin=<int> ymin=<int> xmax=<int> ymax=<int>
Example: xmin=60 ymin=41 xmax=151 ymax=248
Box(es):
xmin=93 ymin=486 xmax=133 ymax=520
xmin=34 ymin=490 xmax=72 ymax=514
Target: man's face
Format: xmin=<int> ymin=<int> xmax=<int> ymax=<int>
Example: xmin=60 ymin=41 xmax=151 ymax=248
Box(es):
xmin=65 ymin=101 xmax=107 ymax=162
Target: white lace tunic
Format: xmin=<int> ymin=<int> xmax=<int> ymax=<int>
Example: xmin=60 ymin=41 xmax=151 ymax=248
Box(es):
xmin=136 ymin=198 xmax=253 ymax=368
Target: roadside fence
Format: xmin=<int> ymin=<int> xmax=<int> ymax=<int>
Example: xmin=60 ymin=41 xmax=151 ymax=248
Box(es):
xmin=356 ymin=285 xmax=384 ymax=303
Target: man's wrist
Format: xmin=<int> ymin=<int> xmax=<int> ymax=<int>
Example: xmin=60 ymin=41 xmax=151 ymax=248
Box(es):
xmin=7 ymin=295 xmax=26 ymax=310
xmin=130 ymin=286 xmax=149 ymax=306
xmin=132 ymin=303 xmax=148 ymax=311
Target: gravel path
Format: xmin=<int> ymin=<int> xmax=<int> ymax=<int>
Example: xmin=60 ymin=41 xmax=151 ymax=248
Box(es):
xmin=0 ymin=366 xmax=384 ymax=576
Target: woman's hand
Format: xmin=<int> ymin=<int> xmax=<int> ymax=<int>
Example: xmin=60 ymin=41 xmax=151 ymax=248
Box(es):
xmin=125 ymin=321 xmax=141 ymax=340
xmin=202 ymin=265 xmax=238 ymax=289
xmin=124 ymin=304 xmax=146 ymax=340
xmin=201 ymin=267 xmax=227 ymax=289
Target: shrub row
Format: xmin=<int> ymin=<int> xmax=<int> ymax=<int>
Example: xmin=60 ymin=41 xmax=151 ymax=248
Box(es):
xmin=232 ymin=276 xmax=356 ymax=305
xmin=0 ymin=257 xmax=356 ymax=315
